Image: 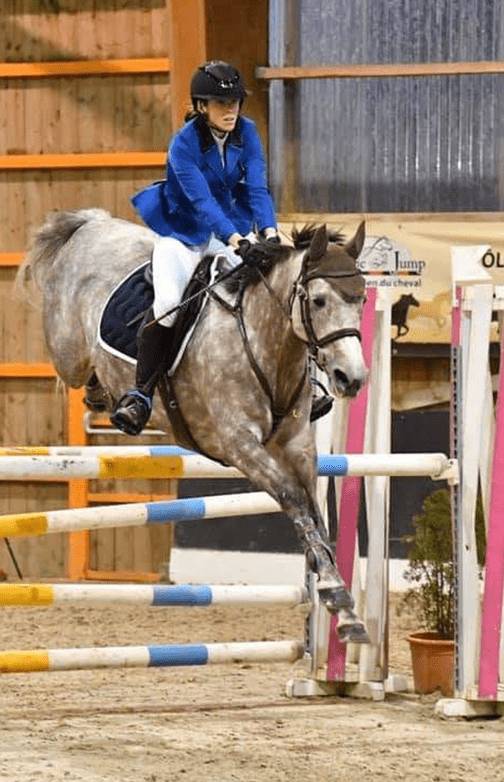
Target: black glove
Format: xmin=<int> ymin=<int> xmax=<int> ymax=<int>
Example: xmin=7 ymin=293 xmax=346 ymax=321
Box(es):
xmin=235 ymin=239 xmax=256 ymax=265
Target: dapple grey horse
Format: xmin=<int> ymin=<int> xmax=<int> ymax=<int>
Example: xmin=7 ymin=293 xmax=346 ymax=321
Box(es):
xmin=18 ymin=209 xmax=369 ymax=642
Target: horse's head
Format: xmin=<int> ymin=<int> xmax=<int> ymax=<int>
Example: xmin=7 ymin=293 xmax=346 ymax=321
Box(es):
xmin=291 ymin=222 xmax=367 ymax=398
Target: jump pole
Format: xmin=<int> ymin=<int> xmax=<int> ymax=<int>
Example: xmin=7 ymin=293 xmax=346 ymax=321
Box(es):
xmin=0 ymin=455 xmax=455 ymax=540
xmin=0 ymin=451 xmax=453 ymax=480
xmin=0 ymin=582 xmax=309 ymax=607
xmin=0 ymin=640 xmax=305 ymax=674
xmin=0 ymin=492 xmax=281 ymax=538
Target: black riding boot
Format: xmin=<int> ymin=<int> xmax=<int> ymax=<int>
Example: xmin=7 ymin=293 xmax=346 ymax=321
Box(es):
xmin=111 ymin=314 xmax=173 ymax=435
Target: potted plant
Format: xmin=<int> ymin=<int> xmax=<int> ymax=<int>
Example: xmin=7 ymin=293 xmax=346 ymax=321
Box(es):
xmin=400 ymin=488 xmax=485 ymax=696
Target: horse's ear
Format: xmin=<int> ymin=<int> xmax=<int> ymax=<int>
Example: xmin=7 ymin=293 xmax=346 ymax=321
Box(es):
xmin=308 ymin=224 xmax=328 ymax=261
xmin=344 ymin=221 xmax=365 ymax=260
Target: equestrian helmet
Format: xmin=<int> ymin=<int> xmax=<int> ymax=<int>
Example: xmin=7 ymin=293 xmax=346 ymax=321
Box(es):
xmin=190 ymin=61 xmax=247 ymax=105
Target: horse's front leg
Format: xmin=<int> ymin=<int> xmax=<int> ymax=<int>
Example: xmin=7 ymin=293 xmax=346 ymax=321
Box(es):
xmin=220 ymin=429 xmax=369 ymax=644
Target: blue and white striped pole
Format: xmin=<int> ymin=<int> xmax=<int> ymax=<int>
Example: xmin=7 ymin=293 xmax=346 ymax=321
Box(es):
xmin=0 ymin=640 xmax=305 ymax=673
xmin=0 ymin=582 xmax=309 ymax=607
xmin=0 ymin=491 xmax=281 ymax=538
xmin=0 ymin=449 xmax=454 ymax=481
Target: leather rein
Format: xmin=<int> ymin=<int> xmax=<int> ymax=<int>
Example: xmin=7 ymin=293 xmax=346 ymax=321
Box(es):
xmin=211 ymin=253 xmax=364 ymax=441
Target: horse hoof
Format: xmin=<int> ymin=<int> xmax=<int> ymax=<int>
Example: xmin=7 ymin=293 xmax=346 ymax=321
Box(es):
xmin=318 ymin=582 xmax=354 ymax=612
xmin=337 ymin=622 xmax=371 ymax=645
xmin=83 ymin=386 xmax=114 ymax=412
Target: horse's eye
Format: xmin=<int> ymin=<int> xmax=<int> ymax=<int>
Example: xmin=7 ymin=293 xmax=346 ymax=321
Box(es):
xmin=313 ymin=296 xmax=326 ymax=308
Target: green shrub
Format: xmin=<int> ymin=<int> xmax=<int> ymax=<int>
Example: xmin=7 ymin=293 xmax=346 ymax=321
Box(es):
xmin=400 ymin=487 xmax=485 ymax=640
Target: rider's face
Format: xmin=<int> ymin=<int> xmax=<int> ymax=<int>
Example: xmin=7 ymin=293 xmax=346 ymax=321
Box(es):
xmin=199 ymin=99 xmax=240 ymax=133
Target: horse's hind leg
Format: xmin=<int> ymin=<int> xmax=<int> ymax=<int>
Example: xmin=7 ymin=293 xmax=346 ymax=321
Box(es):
xmin=220 ymin=431 xmax=369 ymax=644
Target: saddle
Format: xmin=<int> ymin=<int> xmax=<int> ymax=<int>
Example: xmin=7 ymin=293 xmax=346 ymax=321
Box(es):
xmin=99 ymin=255 xmax=219 ymax=451
xmin=98 ymin=256 xmax=215 ymax=366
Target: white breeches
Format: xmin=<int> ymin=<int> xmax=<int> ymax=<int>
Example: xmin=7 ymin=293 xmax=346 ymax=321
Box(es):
xmin=152 ymin=236 xmax=240 ymax=326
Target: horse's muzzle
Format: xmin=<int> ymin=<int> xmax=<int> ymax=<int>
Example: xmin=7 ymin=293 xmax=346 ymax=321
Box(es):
xmin=330 ymin=366 xmax=367 ymax=398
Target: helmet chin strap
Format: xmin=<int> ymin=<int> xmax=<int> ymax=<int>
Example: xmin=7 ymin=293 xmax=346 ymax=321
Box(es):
xmin=208 ymin=123 xmax=228 ymax=139
xmin=196 ymin=103 xmax=229 ymax=138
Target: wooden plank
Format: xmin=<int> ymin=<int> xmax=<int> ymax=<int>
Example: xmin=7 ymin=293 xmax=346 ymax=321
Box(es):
xmin=152 ymin=0 xmax=169 ymax=59
xmin=359 ymin=290 xmax=392 ymax=682
xmin=88 ymin=492 xmax=175 ymax=504
xmin=0 ymin=58 xmax=171 ymax=79
xmin=0 ymin=152 xmax=165 ymax=170
xmin=458 ymin=286 xmax=494 ymax=693
xmin=0 ymin=363 xmax=57 ymax=378
xmin=83 ymin=569 xmax=160 ymax=583
xmin=479 ymin=324 xmax=504 ymax=698
xmin=257 ymin=61 xmax=504 ymax=80
xmin=0 ymin=253 xmax=24 ymax=266
xmin=326 ymin=289 xmax=377 ymax=681
xmin=279 ymin=211 xmax=504 ymax=223
xmin=67 ymin=388 xmax=89 ymax=581
xmin=168 ymin=0 xmax=206 ymax=130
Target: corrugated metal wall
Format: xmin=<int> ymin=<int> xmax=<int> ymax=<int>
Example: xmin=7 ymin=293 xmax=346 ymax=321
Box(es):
xmin=269 ymin=0 xmax=504 ymax=212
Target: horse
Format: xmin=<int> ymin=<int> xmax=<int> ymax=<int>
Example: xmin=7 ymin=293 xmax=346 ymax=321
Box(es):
xmin=391 ymin=293 xmax=420 ymax=339
xmin=18 ymin=209 xmax=369 ymax=643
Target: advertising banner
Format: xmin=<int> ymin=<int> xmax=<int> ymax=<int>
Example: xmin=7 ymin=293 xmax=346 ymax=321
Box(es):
xmin=280 ymin=214 xmax=504 ymax=343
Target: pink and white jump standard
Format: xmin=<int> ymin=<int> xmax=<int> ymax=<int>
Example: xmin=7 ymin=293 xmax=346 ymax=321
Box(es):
xmin=435 ymin=251 xmax=504 ymax=717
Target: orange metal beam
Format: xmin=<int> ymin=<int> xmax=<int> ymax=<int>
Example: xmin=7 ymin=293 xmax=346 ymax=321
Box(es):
xmin=0 ymin=363 xmax=57 ymax=378
xmin=0 ymin=57 xmax=170 ymax=79
xmin=0 ymin=152 xmax=165 ymax=170
xmin=257 ymin=60 xmax=504 ymax=80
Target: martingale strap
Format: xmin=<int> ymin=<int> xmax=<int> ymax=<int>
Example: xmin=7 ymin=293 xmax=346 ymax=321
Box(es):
xmin=234 ymin=286 xmax=308 ymax=440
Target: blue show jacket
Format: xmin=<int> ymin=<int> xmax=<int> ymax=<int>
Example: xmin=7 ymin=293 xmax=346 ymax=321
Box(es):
xmin=131 ymin=115 xmax=276 ymax=246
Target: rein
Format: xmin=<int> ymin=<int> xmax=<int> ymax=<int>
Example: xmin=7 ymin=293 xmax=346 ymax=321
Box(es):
xmin=232 ymin=285 xmax=307 ymax=437
xmin=160 ymin=242 xmax=364 ymax=445
xmin=210 ymin=253 xmax=363 ymax=440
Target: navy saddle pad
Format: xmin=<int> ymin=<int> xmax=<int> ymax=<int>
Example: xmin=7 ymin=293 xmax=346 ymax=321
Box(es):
xmin=99 ymin=256 xmax=215 ymax=363
xmin=99 ymin=263 xmax=153 ymax=361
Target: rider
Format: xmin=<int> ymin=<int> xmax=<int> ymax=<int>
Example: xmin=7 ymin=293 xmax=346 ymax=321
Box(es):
xmin=109 ymin=59 xmax=332 ymax=435
xmin=110 ymin=60 xmax=279 ymax=435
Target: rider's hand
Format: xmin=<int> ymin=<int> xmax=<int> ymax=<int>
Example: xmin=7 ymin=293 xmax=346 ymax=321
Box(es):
xmin=227 ymin=232 xmax=246 ymax=251
xmin=227 ymin=233 xmax=255 ymax=265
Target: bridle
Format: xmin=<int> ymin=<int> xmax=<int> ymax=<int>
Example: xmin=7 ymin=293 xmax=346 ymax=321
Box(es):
xmin=293 ymin=254 xmax=363 ymax=360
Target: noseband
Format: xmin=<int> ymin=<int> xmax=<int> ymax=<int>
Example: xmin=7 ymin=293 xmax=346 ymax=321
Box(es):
xmin=295 ymin=262 xmax=363 ymax=357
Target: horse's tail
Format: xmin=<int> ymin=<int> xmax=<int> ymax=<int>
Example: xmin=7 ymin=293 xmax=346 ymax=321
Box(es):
xmin=15 ymin=208 xmax=110 ymax=300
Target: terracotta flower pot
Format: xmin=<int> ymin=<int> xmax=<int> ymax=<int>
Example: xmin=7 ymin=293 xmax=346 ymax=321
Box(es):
xmin=407 ymin=631 xmax=455 ymax=696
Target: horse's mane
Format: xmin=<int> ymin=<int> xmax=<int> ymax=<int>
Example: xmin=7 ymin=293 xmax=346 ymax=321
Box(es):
xmin=222 ymin=239 xmax=292 ymax=293
xmin=291 ymin=224 xmax=345 ymax=249
xmin=222 ymin=225 xmax=346 ymax=294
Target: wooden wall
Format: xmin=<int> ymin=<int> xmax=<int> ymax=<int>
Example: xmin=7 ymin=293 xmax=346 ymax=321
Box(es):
xmin=0 ymin=1 xmax=172 ymax=580
xmin=0 ymin=0 xmax=274 ymax=581
xmin=206 ymin=0 xmax=269 ymax=147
